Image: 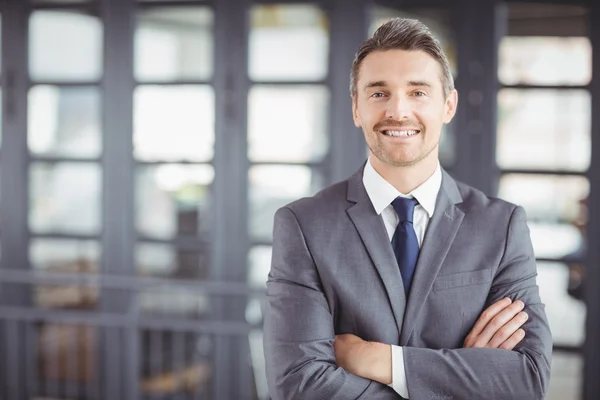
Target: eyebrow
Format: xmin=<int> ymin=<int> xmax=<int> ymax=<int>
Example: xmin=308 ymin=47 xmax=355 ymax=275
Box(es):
xmin=363 ymin=80 xmax=433 ymax=91
xmin=406 ymin=80 xmax=433 ymax=88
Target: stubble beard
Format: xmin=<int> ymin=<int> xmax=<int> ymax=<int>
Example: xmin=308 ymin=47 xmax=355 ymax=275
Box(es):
xmin=368 ymin=129 xmax=439 ymax=168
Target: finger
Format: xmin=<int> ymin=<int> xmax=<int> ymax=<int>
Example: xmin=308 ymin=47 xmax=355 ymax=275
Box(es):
xmin=471 ymin=300 xmax=525 ymax=348
xmin=464 ymin=297 xmax=512 ymax=347
xmin=486 ymin=311 xmax=529 ymax=349
xmin=499 ymin=328 xmax=526 ymax=350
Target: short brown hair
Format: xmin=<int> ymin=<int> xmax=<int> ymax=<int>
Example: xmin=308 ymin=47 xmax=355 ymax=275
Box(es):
xmin=350 ymin=18 xmax=454 ymax=98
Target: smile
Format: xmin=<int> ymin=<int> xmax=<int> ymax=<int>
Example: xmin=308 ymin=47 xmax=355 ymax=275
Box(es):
xmin=381 ymin=129 xmax=420 ymax=137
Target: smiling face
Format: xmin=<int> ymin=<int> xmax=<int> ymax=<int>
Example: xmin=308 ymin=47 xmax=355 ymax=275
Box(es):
xmin=352 ymin=49 xmax=457 ymax=169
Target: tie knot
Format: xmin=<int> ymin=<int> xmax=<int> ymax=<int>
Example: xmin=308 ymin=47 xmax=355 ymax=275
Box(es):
xmin=392 ymin=196 xmax=418 ymax=223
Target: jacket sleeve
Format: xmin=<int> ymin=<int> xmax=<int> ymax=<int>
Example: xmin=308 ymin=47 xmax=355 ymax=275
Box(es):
xmin=403 ymin=206 xmax=552 ymax=400
xmin=263 ymin=207 xmax=400 ymax=400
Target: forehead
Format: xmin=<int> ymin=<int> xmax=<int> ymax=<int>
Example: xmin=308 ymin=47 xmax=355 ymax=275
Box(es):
xmin=357 ymin=49 xmax=443 ymax=90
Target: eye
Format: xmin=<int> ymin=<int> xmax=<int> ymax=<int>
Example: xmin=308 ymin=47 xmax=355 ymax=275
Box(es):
xmin=370 ymin=92 xmax=385 ymax=98
xmin=413 ymin=91 xmax=426 ymax=97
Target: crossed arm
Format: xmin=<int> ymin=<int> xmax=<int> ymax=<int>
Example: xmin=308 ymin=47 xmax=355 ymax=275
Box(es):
xmin=264 ymin=206 xmax=552 ymax=400
xmin=334 ymin=297 xmax=531 ymax=388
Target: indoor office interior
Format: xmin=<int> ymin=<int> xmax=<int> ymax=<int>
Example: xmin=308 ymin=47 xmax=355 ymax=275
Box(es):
xmin=0 ymin=0 xmax=598 ymax=399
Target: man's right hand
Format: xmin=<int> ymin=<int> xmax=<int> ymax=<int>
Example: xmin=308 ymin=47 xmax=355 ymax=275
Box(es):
xmin=463 ymin=297 xmax=528 ymax=350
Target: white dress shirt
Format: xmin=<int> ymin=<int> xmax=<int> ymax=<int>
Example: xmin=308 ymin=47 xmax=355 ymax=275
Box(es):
xmin=362 ymin=158 xmax=442 ymax=398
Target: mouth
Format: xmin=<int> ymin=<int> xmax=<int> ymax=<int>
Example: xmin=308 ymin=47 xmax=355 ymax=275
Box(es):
xmin=379 ymin=129 xmax=421 ymax=138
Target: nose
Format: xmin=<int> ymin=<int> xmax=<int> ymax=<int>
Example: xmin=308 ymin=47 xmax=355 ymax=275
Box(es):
xmin=384 ymin=95 xmax=410 ymax=120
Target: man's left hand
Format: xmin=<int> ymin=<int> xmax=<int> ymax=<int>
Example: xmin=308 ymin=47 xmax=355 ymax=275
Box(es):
xmin=334 ymin=334 xmax=392 ymax=384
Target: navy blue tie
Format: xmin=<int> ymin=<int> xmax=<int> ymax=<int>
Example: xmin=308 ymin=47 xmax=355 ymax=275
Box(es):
xmin=391 ymin=197 xmax=419 ymax=294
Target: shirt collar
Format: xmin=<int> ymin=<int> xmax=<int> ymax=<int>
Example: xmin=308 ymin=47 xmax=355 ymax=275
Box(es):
xmin=362 ymin=158 xmax=442 ymax=218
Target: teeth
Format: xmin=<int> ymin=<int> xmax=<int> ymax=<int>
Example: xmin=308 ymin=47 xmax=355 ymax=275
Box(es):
xmin=385 ymin=130 xmax=419 ymax=137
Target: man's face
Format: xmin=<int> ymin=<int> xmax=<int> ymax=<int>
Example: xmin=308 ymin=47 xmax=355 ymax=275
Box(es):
xmin=352 ymin=49 xmax=457 ymax=168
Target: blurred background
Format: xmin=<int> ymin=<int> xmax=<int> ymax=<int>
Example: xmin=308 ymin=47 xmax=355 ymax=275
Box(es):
xmin=0 ymin=0 xmax=598 ymax=399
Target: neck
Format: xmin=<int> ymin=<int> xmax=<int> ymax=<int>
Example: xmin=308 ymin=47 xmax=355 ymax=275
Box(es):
xmin=370 ymin=154 xmax=438 ymax=194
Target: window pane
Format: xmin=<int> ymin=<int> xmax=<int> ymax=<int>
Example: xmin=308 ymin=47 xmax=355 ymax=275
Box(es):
xmin=249 ymin=4 xmax=328 ymax=81
xmin=30 ymin=163 xmax=101 ymax=234
xmin=497 ymin=90 xmax=590 ymax=172
xmin=499 ymin=37 xmax=591 ymax=86
xmin=134 ymin=85 xmax=214 ymax=161
xmin=537 ymin=262 xmax=585 ymax=346
xmin=547 ymin=352 xmax=582 ymax=400
xmin=139 ymin=286 xmax=210 ymax=318
xmin=140 ymin=330 xmax=212 ymax=398
xmin=36 ymin=324 xmax=98 ymax=389
xmin=498 ymin=174 xmax=587 ymax=260
xmin=371 ymin=7 xmax=457 ymax=76
xmin=248 ymin=246 xmax=271 ymax=288
xmin=31 ymin=238 xmax=100 ymax=309
xmin=29 ymin=11 xmax=102 ymax=82
xmin=506 ymin=4 xmax=588 ymax=37
xmin=498 ymin=174 xmax=588 ymax=223
xmin=137 ymin=243 xmax=210 ymax=280
xmin=31 ymin=238 xmax=100 ymax=272
xmin=248 ymin=85 xmax=329 ymax=162
xmin=136 ymin=7 xmax=213 ymax=81
xmin=246 ymin=246 xmax=271 ymax=327
xmin=530 ymin=223 xmax=584 ymax=260
xmin=136 ymin=164 xmax=213 ymax=239
xmin=249 ymin=166 xmax=324 ymax=241
xmin=29 ymin=85 xmax=101 ymax=158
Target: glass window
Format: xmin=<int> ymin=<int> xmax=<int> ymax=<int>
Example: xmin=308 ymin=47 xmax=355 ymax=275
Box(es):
xmin=29 ymin=11 xmax=103 ymax=82
xmin=134 ymin=85 xmax=214 ymax=162
xmin=498 ymin=174 xmax=587 ymax=260
xmin=497 ymin=89 xmax=590 ymax=172
xmin=137 ymin=243 xmax=210 ymax=279
xmin=498 ymin=174 xmax=588 ymax=223
xmin=499 ymin=37 xmax=591 ymax=86
xmin=136 ymin=164 xmax=213 ymax=239
xmin=29 ymin=163 xmax=101 ymax=234
xmin=248 ymin=85 xmax=329 ymax=162
xmin=249 ymin=4 xmax=329 ymax=81
xmin=37 ymin=324 xmax=98 ymax=390
xmin=248 ymin=246 xmax=271 ymax=288
xmin=370 ymin=7 xmax=457 ymax=76
xmin=31 ymin=239 xmax=100 ymax=309
xmin=136 ymin=7 xmax=213 ymax=82
xmin=249 ymin=166 xmax=324 ymax=241
xmin=537 ymin=262 xmax=585 ymax=346
xmin=30 ymin=238 xmax=100 ymax=272
xmin=139 ymin=286 xmax=210 ymax=318
xmin=29 ymin=85 xmax=101 ymax=158
xmin=140 ymin=330 xmax=212 ymax=397
xmin=547 ymin=352 xmax=582 ymax=399
xmin=529 ymin=223 xmax=584 ymax=260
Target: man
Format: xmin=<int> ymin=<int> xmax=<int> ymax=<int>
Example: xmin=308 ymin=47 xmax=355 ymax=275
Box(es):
xmin=263 ymin=18 xmax=551 ymax=400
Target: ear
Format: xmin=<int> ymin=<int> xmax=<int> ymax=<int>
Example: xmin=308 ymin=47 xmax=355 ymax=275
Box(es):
xmin=443 ymin=89 xmax=458 ymax=124
xmin=352 ymin=95 xmax=362 ymax=128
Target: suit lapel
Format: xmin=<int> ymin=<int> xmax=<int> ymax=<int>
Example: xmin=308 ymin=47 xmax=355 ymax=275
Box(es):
xmin=400 ymin=170 xmax=465 ymax=345
xmin=346 ymin=167 xmax=406 ymax=337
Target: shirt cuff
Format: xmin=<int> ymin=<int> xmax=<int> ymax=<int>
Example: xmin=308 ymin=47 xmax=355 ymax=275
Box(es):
xmin=389 ymin=345 xmax=409 ymax=398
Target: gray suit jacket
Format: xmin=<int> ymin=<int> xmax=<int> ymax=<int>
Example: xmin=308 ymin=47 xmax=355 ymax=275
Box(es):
xmin=264 ymin=166 xmax=552 ymax=400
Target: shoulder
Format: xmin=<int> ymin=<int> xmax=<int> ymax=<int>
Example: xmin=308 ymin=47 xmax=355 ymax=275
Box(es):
xmin=279 ymin=179 xmax=350 ymax=221
xmin=452 ymin=178 xmax=522 ymax=220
